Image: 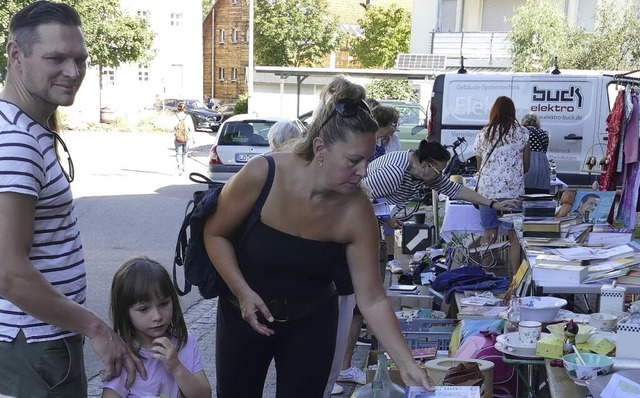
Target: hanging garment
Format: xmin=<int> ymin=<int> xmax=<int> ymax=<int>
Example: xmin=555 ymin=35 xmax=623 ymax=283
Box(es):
xmin=617 ymin=161 xmax=640 ymax=228
xmin=624 ymin=93 xmax=640 ymax=164
xmin=600 ymin=90 xmax=625 ymax=191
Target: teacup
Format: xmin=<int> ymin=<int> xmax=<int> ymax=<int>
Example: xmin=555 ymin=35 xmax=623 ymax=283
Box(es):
xmin=519 ymin=320 xmax=542 ymax=348
xmin=589 ymin=312 xmax=618 ymax=332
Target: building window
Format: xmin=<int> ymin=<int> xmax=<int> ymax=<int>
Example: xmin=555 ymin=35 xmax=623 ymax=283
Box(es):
xmin=245 ymin=29 xmax=249 ymax=43
xmin=232 ymin=0 xmax=238 ymax=4
xmin=219 ymin=68 xmax=225 ymax=81
xmin=232 ymin=28 xmax=238 ymax=43
xmin=170 ymin=13 xmax=182 ymax=27
xmin=102 ymin=68 xmax=115 ymax=86
xmin=138 ymin=64 xmax=149 ymax=81
xmin=219 ymin=29 xmax=225 ymax=43
xmin=231 ymin=68 xmax=238 ymax=82
xmin=137 ymin=10 xmax=150 ymax=22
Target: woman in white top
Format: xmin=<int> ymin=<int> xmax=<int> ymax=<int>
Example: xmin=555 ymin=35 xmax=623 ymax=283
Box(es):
xmin=473 ymin=96 xmax=530 ymax=275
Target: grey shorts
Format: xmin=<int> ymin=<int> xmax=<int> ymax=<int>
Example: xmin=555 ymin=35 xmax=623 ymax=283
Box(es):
xmin=0 ymin=331 xmax=86 ymax=397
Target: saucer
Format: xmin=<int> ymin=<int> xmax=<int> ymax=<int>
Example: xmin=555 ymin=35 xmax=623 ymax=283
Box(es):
xmin=495 ymin=332 xmax=549 ymax=359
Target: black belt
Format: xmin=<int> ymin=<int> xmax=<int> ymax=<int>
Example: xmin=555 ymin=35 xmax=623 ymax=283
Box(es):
xmin=225 ymin=283 xmax=336 ymax=322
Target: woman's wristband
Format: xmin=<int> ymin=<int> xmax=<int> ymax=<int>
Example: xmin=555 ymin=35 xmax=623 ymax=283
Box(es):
xmin=489 ymin=200 xmax=496 ymax=209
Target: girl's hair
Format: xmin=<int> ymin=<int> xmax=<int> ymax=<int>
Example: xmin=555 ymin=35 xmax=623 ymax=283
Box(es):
xmin=268 ymin=120 xmax=303 ymax=151
xmin=414 ymin=139 xmax=451 ymax=163
xmin=521 ymin=113 xmax=541 ymax=128
xmin=292 ymin=76 xmax=379 ymax=162
xmin=110 ymin=257 xmax=188 ymax=356
xmin=371 ymin=105 xmax=399 ymax=128
xmin=484 ymin=96 xmax=519 ymax=143
xmin=176 ymin=102 xmax=186 ymax=112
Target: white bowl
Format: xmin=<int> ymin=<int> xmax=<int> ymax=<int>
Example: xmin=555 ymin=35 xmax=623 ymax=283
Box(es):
xmin=547 ymin=323 xmax=596 ymax=344
xmin=519 ymin=296 xmax=568 ymax=323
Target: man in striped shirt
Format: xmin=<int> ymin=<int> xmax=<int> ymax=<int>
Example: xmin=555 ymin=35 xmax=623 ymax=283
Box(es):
xmin=0 ymin=2 xmax=145 ymax=396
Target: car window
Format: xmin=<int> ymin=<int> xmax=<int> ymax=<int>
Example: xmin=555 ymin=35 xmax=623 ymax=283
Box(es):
xmin=396 ymin=106 xmax=422 ymax=125
xmin=219 ymin=121 xmax=273 ymax=146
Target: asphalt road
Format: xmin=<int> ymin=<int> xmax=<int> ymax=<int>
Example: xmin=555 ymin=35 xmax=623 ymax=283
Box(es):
xmin=60 ymin=128 xmax=216 ymax=380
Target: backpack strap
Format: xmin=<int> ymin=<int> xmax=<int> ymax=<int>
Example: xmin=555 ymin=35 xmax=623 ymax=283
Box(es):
xmin=254 ymin=155 xmax=275 ymax=212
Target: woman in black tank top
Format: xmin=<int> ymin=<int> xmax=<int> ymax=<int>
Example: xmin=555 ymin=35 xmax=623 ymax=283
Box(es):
xmin=204 ymin=77 xmax=435 ymax=398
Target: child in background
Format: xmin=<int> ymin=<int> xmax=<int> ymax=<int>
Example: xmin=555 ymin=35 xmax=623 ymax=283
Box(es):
xmin=102 ymin=257 xmax=211 ymax=398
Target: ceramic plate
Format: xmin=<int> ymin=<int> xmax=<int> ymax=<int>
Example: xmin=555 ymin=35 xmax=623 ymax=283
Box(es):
xmin=495 ymin=332 xmax=549 ymax=359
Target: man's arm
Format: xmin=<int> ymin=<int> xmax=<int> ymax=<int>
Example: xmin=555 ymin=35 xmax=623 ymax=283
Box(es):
xmin=0 ymin=192 xmax=146 ymax=387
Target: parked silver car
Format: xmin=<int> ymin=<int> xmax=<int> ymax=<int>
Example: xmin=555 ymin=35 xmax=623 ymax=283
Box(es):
xmin=208 ymin=114 xmax=303 ymax=183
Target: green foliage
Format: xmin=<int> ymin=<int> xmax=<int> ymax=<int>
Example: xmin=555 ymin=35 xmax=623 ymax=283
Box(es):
xmin=254 ymin=0 xmax=340 ymax=67
xmin=235 ymin=93 xmax=249 ymax=114
xmin=508 ymin=0 xmax=574 ymax=72
xmin=365 ymin=79 xmax=418 ymax=102
xmin=353 ymin=4 xmax=411 ymax=69
xmin=0 ymin=0 xmax=155 ymax=79
xmin=509 ymin=0 xmax=640 ymax=72
xmin=203 ymin=0 xmax=214 ymax=19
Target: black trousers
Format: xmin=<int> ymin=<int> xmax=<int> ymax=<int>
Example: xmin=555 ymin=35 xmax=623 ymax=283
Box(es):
xmin=216 ymin=295 xmax=338 ymax=398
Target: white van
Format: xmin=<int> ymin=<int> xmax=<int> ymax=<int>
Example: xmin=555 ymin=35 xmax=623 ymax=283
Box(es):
xmin=428 ymin=71 xmax=638 ymax=185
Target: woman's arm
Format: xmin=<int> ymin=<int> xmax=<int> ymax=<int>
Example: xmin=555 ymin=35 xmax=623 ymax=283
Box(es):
xmin=203 ymin=156 xmax=276 ymax=335
xmin=343 ymin=197 xmax=433 ymax=390
xmin=454 ymin=186 xmax=520 ymax=212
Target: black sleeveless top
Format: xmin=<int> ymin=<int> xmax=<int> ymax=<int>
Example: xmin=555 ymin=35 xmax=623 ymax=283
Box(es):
xmin=237 ymin=221 xmax=346 ymax=300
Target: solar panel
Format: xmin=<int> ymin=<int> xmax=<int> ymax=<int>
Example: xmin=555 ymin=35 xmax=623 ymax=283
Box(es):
xmin=395 ymin=54 xmax=447 ymax=70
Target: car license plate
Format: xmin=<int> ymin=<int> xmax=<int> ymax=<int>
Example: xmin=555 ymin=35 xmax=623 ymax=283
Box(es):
xmin=235 ymin=153 xmax=258 ymax=163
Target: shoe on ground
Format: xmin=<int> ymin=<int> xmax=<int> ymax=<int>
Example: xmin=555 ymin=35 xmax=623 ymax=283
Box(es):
xmin=338 ymin=367 xmax=366 ymax=385
xmin=386 ymin=259 xmax=403 ymax=274
xmin=331 ymin=383 xmax=344 ymax=395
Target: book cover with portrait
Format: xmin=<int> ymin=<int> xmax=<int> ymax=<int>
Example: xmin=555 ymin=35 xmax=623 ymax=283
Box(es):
xmin=570 ymin=190 xmax=616 ymax=224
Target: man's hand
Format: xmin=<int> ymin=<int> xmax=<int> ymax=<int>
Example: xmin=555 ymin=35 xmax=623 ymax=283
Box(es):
xmin=89 ymin=324 xmax=147 ymax=389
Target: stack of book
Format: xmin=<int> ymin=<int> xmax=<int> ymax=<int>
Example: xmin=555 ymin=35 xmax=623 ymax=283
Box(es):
xmin=522 ymin=197 xmax=556 ymax=218
xmin=532 ymin=244 xmax=640 ymax=284
xmin=522 ymin=216 xmax=578 ymax=238
xmin=533 ymin=254 xmax=588 ymax=283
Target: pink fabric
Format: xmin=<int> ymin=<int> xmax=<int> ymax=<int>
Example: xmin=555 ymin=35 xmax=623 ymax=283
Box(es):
xmin=103 ymin=333 xmax=205 ymax=398
xmin=624 ymin=94 xmax=639 ymax=164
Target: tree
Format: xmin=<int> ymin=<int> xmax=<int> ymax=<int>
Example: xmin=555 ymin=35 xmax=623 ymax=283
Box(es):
xmin=0 ymin=0 xmax=155 ymax=110
xmin=254 ymin=0 xmax=340 ymax=67
xmin=509 ymin=0 xmax=640 ymax=72
xmin=352 ymin=4 xmax=411 ymax=69
xmin=508 ymin=0 xmax=576 ymax=72
xmin=203 ymin=0 xmax=214 ymax=19
xmin=365 ymin=79 xmax=418 ymax=102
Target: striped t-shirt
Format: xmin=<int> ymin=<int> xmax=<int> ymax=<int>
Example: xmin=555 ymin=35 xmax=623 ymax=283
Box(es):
xmin=364 ymin=150 xmax=462 ymax=209
xmin=0 ymin=100 xmax=86 ymax=343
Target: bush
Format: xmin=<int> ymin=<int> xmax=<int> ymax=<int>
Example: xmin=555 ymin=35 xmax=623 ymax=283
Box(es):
xmin=235 ymin=93 xmax=248 ymax=114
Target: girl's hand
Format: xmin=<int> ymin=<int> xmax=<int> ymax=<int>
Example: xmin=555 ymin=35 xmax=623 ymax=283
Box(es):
xmin=385 ymin=216 xmax=404 ymax=229
xmin=151 ymin=337 xmax=180 ymax=373
xmin=399 ymin=364 xmax=435 ymax=392
xmin=238 ymin=290 xmax=275 ymax=336
xmin=494 ymin=199 xmax=520 ymax=211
